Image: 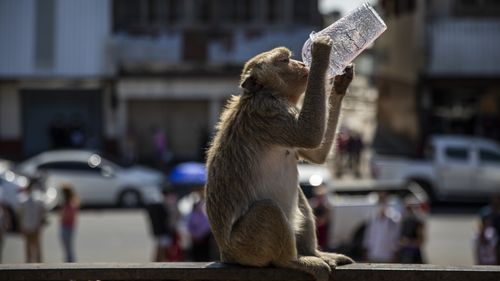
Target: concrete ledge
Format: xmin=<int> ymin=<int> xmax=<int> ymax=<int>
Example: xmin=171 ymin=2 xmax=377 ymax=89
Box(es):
xmin=0 ymin=262 xmax=499 ymax=281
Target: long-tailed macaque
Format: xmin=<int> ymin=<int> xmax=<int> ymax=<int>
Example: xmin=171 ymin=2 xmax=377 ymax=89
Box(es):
xmin=205 ymin=35 xmax=354 ymax=281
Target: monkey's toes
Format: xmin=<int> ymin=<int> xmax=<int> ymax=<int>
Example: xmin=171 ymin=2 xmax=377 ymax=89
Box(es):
xmin=335 ymin=254 xmax=355 ymax=266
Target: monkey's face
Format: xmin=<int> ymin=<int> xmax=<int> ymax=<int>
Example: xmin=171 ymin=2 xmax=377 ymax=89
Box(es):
xmin=240 ymin=47 xmax=309 ymax=103
xmin=273 ymin=54 xmax=309 ymax=102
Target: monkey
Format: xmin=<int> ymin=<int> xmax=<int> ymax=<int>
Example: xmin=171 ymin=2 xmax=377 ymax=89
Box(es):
xmin=205 ymin=35 xmax=354 ymax=281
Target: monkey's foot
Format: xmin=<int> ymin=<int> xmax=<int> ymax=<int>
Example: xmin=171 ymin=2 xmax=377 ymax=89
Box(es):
xmin=316 ymin=251 xmax=354 ymax=270
xmin=277 ymin=256 xmax=331 ymax=281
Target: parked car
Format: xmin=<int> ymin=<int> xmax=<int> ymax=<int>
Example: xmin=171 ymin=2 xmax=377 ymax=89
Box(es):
xmin=15 ymin=150 xmax=165 ymax=207
xmin=298 ymin=163 xmax=334 ymax=198
xmin=371 ymin=135 xmax=500 ymax=203
xmin=298 ymin=163 xmax=429 ymax=259
xmin=325 ymin=185 xmax=429 ymax=258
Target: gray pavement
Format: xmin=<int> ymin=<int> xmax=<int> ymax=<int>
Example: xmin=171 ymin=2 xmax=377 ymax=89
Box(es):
xmin=2 ymin=209 xmax=478 ymax=265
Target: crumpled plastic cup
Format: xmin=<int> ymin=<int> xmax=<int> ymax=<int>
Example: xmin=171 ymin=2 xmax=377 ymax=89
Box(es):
xmin=302 ymin=2 xmax=387 ymax=77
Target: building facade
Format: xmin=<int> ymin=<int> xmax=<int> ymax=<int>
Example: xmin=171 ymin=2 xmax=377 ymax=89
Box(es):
xmin=0 ymin=0 xmax=114 ymax=159
xmin=373 ymin=0 xmax=500 ymax=156
xmin=0 ymin=0 xmax=322 ymax=162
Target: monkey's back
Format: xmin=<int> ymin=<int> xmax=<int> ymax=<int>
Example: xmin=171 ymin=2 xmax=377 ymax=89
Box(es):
xmin=205 ymin=95 xmax=261 ymax=246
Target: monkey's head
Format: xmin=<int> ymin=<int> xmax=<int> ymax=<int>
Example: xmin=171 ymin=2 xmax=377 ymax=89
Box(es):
xmin=240 ymin=47 xmax=309 ymax=104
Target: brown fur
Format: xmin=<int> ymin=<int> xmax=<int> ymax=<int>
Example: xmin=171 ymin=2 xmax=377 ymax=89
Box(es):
xmin=205 ymin=36 xmax=354 ymax=281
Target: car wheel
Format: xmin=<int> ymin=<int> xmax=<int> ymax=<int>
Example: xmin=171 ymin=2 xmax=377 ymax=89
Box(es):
xmin=118 ymin=189 xmax=143 ymax=208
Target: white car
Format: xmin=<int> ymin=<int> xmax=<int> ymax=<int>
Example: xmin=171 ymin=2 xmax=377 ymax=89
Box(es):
xmin=297 ymin=163 xmax=429 ymax=259
xmin=16 ymin=150 xmax=165 ymax=207
xmin=298 ymin=163 xmax=334 ymax=198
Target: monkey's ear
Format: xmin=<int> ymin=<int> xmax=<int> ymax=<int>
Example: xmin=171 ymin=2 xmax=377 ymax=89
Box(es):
xmin=240 ymin=75 xmax=263 ymax=93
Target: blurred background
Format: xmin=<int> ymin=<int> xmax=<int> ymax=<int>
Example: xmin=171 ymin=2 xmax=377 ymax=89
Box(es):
xmin=1 ymin=0 xmax=500 ymax=267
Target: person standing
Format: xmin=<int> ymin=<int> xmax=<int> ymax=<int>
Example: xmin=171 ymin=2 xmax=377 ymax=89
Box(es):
xmin=311 ymin=185 xmax=331 ymax=251
xmin=59 ymin=184 xmax=79 ymax=262
xmin=18 ymin=179 xmax=47 ymax=263
xmin=146 ymin=188 xmax=177 ymax=262
xmin=479 ymin=194 xmax=500 ymax=264
xmin=187 ymin=192 xmax=212 ymax=261
xmin=0 ymin=196 xmax=11 ymax=263
xmin=398 ymin=201 xmax=426 ymax=263
xmin=473 ymin=217 xmax=498 ymax=265
xmin=362 ymin=192 xmax=401 ymax=263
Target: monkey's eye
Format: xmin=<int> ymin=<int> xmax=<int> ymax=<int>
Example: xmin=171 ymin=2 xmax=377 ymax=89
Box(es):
xmin=279 ymin=58 xmax=290 ymax=64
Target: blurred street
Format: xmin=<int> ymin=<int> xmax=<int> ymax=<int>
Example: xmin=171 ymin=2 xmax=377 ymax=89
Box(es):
xmin=3 ymin=207 xmax=478 ymax=265
xmin=1 ymin=0 xmax=500 ymax=270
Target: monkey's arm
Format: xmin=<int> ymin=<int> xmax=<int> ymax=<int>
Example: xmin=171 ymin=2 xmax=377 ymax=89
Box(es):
xmin=298 ymin=65 xmax=354 ymax=164
xmin=255 ymin=37 xmax=332 ymax=148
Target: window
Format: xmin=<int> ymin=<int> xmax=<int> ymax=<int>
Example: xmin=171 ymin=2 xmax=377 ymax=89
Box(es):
xmin=38 ymin=161 xmax=101 ymax=173
xmin=113 ymin=0 xmax=181 ymax=33
xmin=194 ymin=0 xmax=213 ymax=23
xmin=454 ymin=0 xmax=500 ymax=17
xmin=35 ymin=0 xmax=55 ymax=69
xmin=220 ymin=0 xmax=238 ymax=23
xmin=240 ymin=0 xmax=254 ymax=23
xmin=445 ymin=147 xmax=469 ymax=161
xmin=382 ymin=0 xmax=417 ymax=18
xmin=293 ymin=0 xmax=310 ymax=24
xmin=267 ymin=0 xmax=280 ymax=23
xmin=480 ymin=150 xmax=500 ymax=164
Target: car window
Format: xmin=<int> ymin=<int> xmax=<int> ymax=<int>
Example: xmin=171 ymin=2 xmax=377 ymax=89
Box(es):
xmin=480 ymin=149 xmax=500 ymax=164
xmin=38 ymin=161 xmax=101 ymax=173
xmin=444 ymin=147 xmax=469 ymax=162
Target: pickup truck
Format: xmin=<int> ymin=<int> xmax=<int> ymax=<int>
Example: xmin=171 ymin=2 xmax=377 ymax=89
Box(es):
xmin=371 ymin=135 xmax=500 ymax=203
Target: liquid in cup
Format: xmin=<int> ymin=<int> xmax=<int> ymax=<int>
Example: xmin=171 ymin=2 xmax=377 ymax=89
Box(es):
xmin=301 ymin=2 xmax=387 ymax=77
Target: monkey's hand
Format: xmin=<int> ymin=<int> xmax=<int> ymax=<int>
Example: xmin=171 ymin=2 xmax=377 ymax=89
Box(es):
xmin=316 ymin=251 xmax=354 ymax=271
xmin=311 ymin=35 xmax=333 ymax=71
xmin=332 ymin=64 xmax=354 ymax=95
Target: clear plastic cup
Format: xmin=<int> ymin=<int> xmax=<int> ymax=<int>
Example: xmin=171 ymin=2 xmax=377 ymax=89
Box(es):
xmin=301 ymin=2 xmax=387 ymax=77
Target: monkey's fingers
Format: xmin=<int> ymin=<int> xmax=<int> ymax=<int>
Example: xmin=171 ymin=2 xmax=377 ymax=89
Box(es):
xmin=333 ymin=64 xmax=355 ymax=94
xmin=311 ymin=36 xmax=333 ymax=63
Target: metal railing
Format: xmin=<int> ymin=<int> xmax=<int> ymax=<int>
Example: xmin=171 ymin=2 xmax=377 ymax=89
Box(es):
xmin=1 ymin=262 xmax=499 ymax=281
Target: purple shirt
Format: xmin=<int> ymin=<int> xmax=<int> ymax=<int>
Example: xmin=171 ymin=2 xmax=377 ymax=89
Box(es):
xmin=187 ymin=202 xmax=211 ymax=240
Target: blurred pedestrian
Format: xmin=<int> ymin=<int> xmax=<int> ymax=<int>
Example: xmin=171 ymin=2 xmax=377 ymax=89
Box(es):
xmin=68 ymin=115 xmax=86 ymax=148
xmin=473 ymin=217 xmax=498 ymax=265
xmin=146 ymin=192 xmax=172 ymax=262
xmin=362 ymin=191 xmax=401 ymax=263
xmin=152 ymin=127 xmax=173 ymax=169
xmin=187 ymin=190 xmax=212 ymax=261
xmin=123 ymin=127 xmax=138 ymax=165
xmin=59 ymin=183 xmax=79 ymax=262
xmin=0 ymin=195 xmax=11 ymax=263
xmin=48 ymin=114 xmax=67 ymax=148
xmin=347 ymin=132 xmax=364 ymax=178
xmin=18 ymin=179 xmax=47 ymax=263
xmin=311 ymin=185 xmax=331 ymax=251
xmin=163 ymin=188 xmax=183 ymax=261
xmin=398 ymin=200 xmax=425 ymax=263
xmin=334 ymin=129 xmax=349 ymax=177
xmin=479 ymin=194 xmax=500 ymax=264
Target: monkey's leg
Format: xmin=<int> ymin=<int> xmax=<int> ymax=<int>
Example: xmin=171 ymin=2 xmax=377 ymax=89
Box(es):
xmin=296 ymin=187 xmax=320 ymax=256
xmin=296 ymin=188 xmax=354 ymax=269
xmin=228 ymin=199 xmax=297 ymax=266
xmin=229 ymin=199 xmax=330 ymax=281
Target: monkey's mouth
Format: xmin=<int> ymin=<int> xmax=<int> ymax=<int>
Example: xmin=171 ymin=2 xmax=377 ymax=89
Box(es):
xmin=302 ymin=69 xmax=309 ymax=78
